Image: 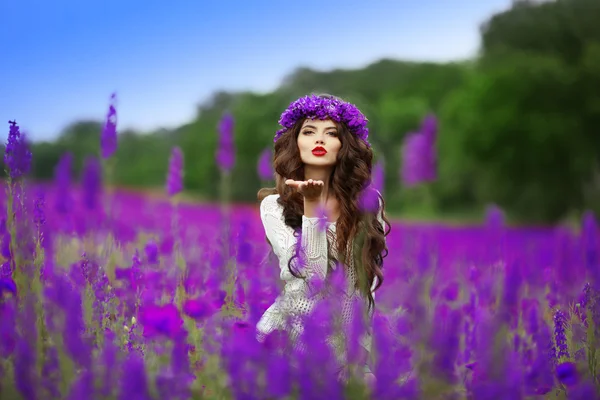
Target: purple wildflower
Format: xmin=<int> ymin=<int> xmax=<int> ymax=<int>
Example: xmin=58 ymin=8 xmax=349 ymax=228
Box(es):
xmin=62 ymin=286 xmax=92 ymax=370
xmin=101 ymin=93 xmax=118 ymax=159
xmin=555 ymin=361 xmax=578 ymax=387
xmin=0 ymin=277 xmax=17 ymax=297
xmin=359 ymin=186 xmax=380 ymax=213
xmin=265 ymin=349 xmax=292 ymax=398
xmin=216 ymin=112 xmax=235 ymax=171
xmin=54 ymin=152 xmax=74 ymax=214
xmin=14 ymin=337 xmax=37 ymax=400
xmin=401 ymin=132 xmax=427 ymax=186
xmin=41 ymin=348 xmax=60 ymax=398
xmin=441 ymin=281 xmax=460 ymax=302
xmin=553 ymin=309 xmax=570 ymax=361
xmin=581 ymin=211 xmax=599 ymax=288
xmin=235 ymin=220 xmax=253 ymax=265
xmin=274 ymin=94 xmax=369 ymax=144
xmin=498 ymin=260 xmax=522 ymax=327
xmin=99 ymin=331 xmax=118 ymax=397
xmin=401 ymin=114 xmax=438 ymax=186
xmin=524 ymin=303 xmax=555 ymax=394
xmin=182 ymin=298 xmax=220 ymax=321
xmin=33 ymin=191 xmax=45 ymax=230
xmin=138 ymin=303 xmax=185 ymax=339
xmin=81 ymin=156 xmax=102 ymax=210
xmin=485 ymin=204 xmax=505 ymax=231
xmin=430 ymin=306 xmax=461 ymax=385
xmin=567 ymin=381 xmax=598 ymax=399
xmin=67 ymin=370 xmax=94 ymax=400
xmin=0 ymin=298 xmax=16 ymax=358
xmin=345 ymin=297 xmax=367 ymax=364
xmin=4 ymin=120 xmax=32 ymax=180
xmin=118 ymin=354 xmax=152 ymax=400
xmin=144 ymin=241 xmax=159 ymax=264
xmin=421 ymin=113 xmax=437 ymax=138
xmin=166 ymin=146 xmax=184 ymax=196
xmin=257 ymin=147 xmax=273 ymax=181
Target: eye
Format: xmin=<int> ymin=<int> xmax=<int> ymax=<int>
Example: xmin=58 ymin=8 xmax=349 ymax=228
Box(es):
xmin=302 ymin=130 xmax=314 ymax=135
xmin=327 ymin=131 xmax=338 ymax=137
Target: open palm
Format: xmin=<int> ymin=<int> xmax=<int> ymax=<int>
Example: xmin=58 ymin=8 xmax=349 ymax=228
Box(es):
xmin=285 ymin=179 xmax=324 ymax=200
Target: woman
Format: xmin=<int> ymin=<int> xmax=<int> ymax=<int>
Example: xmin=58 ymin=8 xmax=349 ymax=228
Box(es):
xmin=256 ymin=94 xmax=390 ymax=383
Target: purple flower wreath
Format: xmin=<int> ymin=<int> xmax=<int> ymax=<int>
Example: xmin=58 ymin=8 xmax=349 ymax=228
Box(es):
xmin=274 ymin=94 xmax=369 ymax=145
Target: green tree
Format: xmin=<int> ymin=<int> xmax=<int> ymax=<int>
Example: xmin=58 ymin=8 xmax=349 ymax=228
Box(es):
xmin=441 ymin=52 xmax=589 ymax=222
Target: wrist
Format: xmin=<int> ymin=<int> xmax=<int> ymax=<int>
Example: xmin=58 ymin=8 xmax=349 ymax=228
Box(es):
xmin=303 ymin=197 xmax=322 ymax=205
xmin=303 ymin=197 xmax=325 ymax=218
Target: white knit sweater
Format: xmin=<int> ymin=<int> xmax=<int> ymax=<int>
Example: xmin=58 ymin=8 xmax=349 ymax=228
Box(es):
xmin=256 ymin=194 xmax=383 ymax=373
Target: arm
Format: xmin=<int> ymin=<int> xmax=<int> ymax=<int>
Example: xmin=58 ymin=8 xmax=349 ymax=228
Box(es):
xmin=259 ymin=195 xmax=329 ymax=283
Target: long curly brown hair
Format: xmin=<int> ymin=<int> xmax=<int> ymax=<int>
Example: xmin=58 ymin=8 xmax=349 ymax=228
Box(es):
xmin=257 ymin=95 xmax=390 ymax=310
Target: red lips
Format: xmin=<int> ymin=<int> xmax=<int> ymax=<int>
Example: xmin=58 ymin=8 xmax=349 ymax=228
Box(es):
xmin=312 ymin=146 xmax=327 ymax=156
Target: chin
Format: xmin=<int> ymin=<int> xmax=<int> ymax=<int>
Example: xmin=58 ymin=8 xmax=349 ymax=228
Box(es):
xmin=307 ymin=162 xmax=335 ymax=169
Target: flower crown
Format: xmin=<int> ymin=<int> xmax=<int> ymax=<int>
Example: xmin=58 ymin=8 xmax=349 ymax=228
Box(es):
xmin=274 ymin=94 xmax=369 ymax=145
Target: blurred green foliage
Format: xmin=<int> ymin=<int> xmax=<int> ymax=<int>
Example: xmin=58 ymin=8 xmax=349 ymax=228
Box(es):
xmin=14 ymin=0 xmax=600 ymax=224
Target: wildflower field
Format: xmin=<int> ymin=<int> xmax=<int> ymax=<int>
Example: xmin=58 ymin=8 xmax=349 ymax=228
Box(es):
xmin=1 ymin=112 xmax=600 ymax=400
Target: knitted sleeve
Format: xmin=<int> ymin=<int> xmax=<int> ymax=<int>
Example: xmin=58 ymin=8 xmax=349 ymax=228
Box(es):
xmin=259 ymin=194 xmax=329 ymax=284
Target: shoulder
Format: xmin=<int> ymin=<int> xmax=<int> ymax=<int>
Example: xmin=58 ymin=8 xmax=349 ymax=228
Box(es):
xmin=260 ymin=194 xmax=282 ymax=215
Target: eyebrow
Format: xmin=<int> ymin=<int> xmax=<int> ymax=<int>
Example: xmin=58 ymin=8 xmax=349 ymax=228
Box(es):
xmin=302 ymin=124 xmax=337 ymax=131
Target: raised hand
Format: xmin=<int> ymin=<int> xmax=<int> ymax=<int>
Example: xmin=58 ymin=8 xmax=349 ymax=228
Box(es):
xmin=285 ymin=178 xmax=324 ymax=201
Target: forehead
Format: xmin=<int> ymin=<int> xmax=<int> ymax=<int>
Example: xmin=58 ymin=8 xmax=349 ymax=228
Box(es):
xmin=301 ymin=118 xmax=337 ymax=129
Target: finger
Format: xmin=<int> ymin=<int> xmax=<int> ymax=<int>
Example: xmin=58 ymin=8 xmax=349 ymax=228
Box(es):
xmin=285 ymin=179 xmax=300 ymax=187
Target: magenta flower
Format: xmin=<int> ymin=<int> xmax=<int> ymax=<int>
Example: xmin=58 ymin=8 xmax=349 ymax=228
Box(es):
xmin=4 ymin=120 xmax=32 ymax=180
xmin=216 ymin=112 xmax=235 ymax=172
xmin=257 ymin=148 xmax=273 ymax=181
xmin=485 ymin=204 xmax=505 ymax=231
xmin=553 ymin=309 xmax=570 ymax=361
xmin=359 ymin=186 xmax=380 ymax=213
xmin=138 ymin=303 xmax=184 ymax=339
xmin=144 ymin=241 xmax=159 ymax=264
xmin=274 ymin=94 xmax=369 ymax=144
xmin=401 ymin=131 xmax=427 ymax=186
xmin=0 ymin=277 xmax=16 ymax=297
xmin=400 ymin=114 xmax=438 ymax=186
xmin=555 ymin=361 xmax=578 ymax=387
xmin=182 ymin=298 xmax=220 ymax=321
xmin=54 ymin=152 xmax=74 ymax=214
xmin=33 ymin=191 xmax=46 ymax=230
xmin=166 ymin=146 xmax=184 ymax=196
xmin=101 ymin=93 xmax=118 ymax=159
xmin=81 ymin=156 xmax=103 ymax=210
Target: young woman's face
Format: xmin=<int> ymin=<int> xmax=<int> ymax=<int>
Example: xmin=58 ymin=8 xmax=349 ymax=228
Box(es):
xmin=296 ymin=119 xmax=341 ymax=168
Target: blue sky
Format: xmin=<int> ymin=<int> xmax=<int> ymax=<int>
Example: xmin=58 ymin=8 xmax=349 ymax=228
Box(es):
xmin=1 ymin=0 xmax=511 ymax=142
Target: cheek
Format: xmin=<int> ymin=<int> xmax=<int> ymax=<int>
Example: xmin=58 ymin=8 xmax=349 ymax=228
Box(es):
xmin=297 ymin=137 xmax=311 ymax=152
xmin=332 ymin=142 xmax=342 ymax=154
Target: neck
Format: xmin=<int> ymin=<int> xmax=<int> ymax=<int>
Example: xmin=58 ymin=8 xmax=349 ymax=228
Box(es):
xmin=304 ymin=165 xmax=333 ymax=201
